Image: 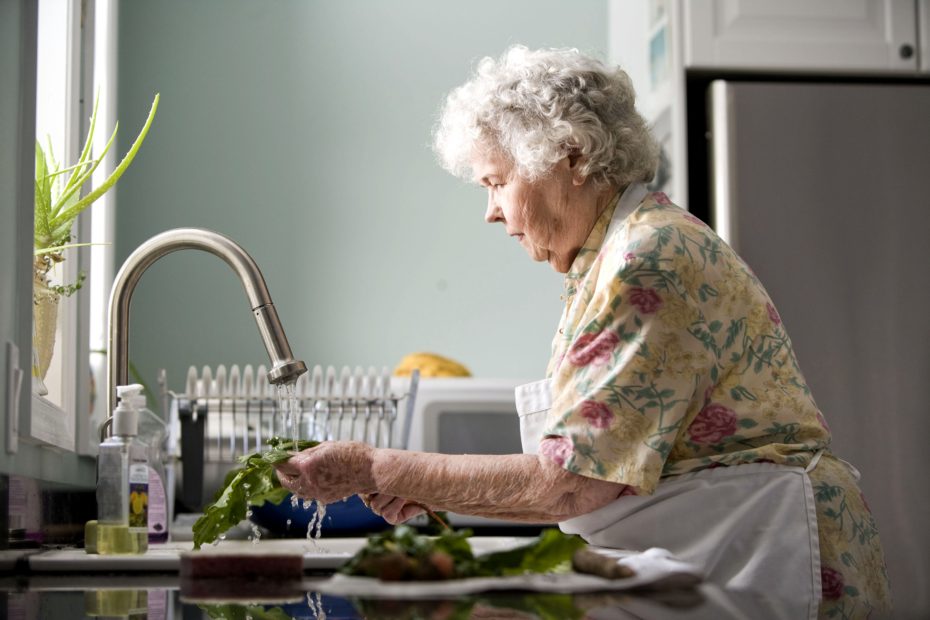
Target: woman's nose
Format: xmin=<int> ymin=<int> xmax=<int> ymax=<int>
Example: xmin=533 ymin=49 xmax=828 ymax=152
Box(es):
xmin=485 ymin=194 xmax=503 ymax=223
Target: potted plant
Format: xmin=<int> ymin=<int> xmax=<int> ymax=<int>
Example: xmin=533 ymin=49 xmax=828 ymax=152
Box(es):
xmin=33 ymin=93 xmax=159 ymax=384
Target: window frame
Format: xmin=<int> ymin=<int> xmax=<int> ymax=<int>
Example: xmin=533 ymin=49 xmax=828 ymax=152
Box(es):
xmin=25 ymin=0 xmax=104 ymax=455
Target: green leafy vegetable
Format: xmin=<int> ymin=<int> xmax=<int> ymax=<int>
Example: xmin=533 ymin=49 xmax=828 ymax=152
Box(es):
xmin=475 ymin=528 xmax=586 ymax=577
xmin=339 ymin=524 xmax=473 ymax=581
xmin=339 ymin=524 xmax=586 ymax=581
xmin=198 ymin=603 xmax=293 ymax=620
xmin=473 ymin=592 xmax=585 ymax=620
xmin=192 ymin=437 xmax=318 ymax=550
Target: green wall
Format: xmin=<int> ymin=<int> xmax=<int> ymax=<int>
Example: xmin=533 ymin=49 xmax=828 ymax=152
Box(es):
xmin=114 ymin=0 xmax=609 ymax=393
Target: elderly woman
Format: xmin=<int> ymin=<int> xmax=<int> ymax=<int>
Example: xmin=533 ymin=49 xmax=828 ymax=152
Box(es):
xmin=277 ymin=46 xmax=890 ymax=615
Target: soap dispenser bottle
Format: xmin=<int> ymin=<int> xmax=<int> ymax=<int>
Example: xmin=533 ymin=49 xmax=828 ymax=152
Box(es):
xmin=95 ymin=384 xmax=149 ymax=555
xmin=130 ymin=389 xmax=170 ymax=544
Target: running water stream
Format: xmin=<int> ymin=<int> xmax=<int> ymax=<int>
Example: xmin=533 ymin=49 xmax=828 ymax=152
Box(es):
xmin=277 ymin=382 xmax=302 ymax=450
xmin=277 ymin=383 xmax=326 ymax=540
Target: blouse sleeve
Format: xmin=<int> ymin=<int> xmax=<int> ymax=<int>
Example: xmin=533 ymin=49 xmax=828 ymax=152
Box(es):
xmin=544 ymin=246 xmax=718 ymax=495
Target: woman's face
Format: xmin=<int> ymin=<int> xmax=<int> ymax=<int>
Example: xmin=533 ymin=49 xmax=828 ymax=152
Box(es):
xmin=470 ymin=148 xmax=601 ymax=273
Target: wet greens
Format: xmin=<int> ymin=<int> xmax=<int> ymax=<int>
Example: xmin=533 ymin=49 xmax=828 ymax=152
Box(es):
xmin=340 ymin=524 xmax=585 ymax=581
xmin=192 ymin=437 xmax=318 ymax=550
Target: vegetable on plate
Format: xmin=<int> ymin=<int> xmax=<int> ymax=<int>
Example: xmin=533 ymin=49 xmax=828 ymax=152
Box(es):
xmin=340 ymin=524 xmax=587 ymax=581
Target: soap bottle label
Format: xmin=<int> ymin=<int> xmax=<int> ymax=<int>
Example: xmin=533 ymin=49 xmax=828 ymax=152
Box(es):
xmin=147 ymin=467 xmax=167 ymax=542
xmin=128 ymin=464 xmax=149 ymax=529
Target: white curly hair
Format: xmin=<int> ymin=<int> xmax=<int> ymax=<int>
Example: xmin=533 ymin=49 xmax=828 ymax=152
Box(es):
xmin=433 ymin=45 xmax=659 ymax=188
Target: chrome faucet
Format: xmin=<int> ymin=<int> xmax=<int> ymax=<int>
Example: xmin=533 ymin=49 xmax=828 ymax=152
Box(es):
xmin=106 ymin=228 xmax=307 ymax=416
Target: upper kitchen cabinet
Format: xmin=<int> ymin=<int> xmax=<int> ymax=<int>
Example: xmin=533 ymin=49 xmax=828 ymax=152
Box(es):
xmin=683 ymin=0 xmax=927 ymax=73
xmin=608 ymin=0 xmax=930 ymax=210
xmin=921 ymin=0 xmax=930 ymax=71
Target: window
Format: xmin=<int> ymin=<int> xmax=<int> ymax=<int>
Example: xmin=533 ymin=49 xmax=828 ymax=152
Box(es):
xmin=29 ymin=0 xmax=115 ymax=454
xmin=30 ymin=0 xmax=82 ymax=450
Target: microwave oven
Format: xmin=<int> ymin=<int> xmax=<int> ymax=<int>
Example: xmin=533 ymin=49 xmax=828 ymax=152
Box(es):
xmin=404 ymin=377 xmax=530 ymax=455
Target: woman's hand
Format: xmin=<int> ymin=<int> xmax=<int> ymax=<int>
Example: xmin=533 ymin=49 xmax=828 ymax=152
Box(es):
xmin=362 ymin=493 xmax=427 ymax=525
xmin=274 ymin=441 xmax=376 ymax=504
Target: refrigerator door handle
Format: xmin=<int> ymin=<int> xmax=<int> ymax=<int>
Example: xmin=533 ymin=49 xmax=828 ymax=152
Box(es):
xmin=709 ymin=80 xmax=737 ymax=249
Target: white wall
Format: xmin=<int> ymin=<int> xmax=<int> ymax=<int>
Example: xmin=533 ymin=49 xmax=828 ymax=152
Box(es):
xmin=113 ymin=0 xmax=609 ymax=392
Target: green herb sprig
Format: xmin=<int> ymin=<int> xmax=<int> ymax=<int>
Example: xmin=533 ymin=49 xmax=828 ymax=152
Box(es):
xmin=192 ymin=437 xmax=318 ymax=550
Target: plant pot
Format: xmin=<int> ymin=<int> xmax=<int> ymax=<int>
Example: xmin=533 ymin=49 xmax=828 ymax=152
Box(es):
xmin=33 ymin=275 xmax=60 ymax=381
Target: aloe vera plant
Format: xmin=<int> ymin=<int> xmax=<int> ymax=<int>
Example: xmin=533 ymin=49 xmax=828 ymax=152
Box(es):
xmin=34 ymin=93 xmax=159 ymax=294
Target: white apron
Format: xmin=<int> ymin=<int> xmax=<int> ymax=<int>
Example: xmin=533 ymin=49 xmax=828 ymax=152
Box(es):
xmin=516 ymin=208 xmax=824 ymax=618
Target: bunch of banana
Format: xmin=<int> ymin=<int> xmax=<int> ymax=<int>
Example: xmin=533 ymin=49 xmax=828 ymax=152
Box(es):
xmin=393 ymin=352 xmax=471 ymax=378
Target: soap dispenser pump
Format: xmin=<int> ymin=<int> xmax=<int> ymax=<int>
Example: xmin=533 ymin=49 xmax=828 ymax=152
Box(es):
xmin=92 ymin=384 xmax=149 ymax=555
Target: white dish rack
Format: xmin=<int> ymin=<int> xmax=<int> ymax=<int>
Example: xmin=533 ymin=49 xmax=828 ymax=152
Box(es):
xmin=168 ymin=363 xmax=418 ymax=511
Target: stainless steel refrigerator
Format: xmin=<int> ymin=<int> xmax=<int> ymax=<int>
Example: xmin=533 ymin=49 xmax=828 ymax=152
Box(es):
xmin=706 ymin=80 xmax=930 ymax=615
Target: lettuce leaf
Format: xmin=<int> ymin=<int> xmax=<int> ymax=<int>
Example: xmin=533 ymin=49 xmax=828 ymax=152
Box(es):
xmin=192 ymin=437 xmax=318 ymax=550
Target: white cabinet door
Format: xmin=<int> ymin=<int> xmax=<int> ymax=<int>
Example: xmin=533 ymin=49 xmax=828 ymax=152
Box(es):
xmin=684 ymin=0 xmax=919 ymax=72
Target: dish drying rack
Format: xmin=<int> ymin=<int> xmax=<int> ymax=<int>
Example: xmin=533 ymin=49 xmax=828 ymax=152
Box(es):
xmin=168 ymin=363 xmax=419 ymax=511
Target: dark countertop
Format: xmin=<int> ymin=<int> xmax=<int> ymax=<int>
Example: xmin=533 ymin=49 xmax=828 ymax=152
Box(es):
xmin=0 ymin=576 xmax=750 ymax=620
xmin=0 ymin=570 xmax=827 ymax=619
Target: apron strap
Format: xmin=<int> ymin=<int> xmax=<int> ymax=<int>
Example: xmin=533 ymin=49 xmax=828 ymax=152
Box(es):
xmin=805 ymin=449 xmax=825 ymax=473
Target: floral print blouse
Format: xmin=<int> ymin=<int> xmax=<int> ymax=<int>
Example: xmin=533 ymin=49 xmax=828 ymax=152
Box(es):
xmin=542 ymin=190 xmax=891 ymax=615
xmin=544 ymin=191 xmax=829 ymax=492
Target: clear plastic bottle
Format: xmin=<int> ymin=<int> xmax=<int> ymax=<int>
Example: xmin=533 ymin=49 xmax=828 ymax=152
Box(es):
xmin=128 ymin=389 xmax=170 ymax=544
xmin=94 ymin=384 xmax=149 ymax=555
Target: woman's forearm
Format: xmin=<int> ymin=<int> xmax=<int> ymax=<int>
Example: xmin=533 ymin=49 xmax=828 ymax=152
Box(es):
xmin=370 ymin=448 xmax=624 ymax=523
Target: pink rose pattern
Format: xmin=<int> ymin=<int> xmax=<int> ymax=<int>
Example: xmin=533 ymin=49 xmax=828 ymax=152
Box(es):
xmin=687 ymin=403 xmax=738 ymax=445
xmin=652 ymin=191 xmax=672 ymax=205
xmin=628 ymin=287 xmax=663 ymax=314
xmin=539 ymin=436 xmax=573 ymax=467
xmin=580 ymin=400 xmax=614 ymax=429
xmin=816 ymin=411 xmax=831 ymax=433
xmin=821 ymin=567 xmax=845 ymax=600
xmin=568 ymin=330 xmax=620 ymax=367
xmin=766 ymin=302 xmax=781 ymax=326
xmin=545 ymin=193 xmax=886 ymax=610
xmin=683 ymin=212 xmax=706 ymax=226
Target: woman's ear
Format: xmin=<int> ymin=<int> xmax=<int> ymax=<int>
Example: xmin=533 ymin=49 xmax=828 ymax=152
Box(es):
xmin=567 ymin=152 xmax=588 ymax=186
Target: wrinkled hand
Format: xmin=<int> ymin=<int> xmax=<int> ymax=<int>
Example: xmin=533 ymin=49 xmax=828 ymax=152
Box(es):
xmin=362 ymin=492 xmax=427 ymax=525
xmin=275 ymin=441 xmax=375 ymax=504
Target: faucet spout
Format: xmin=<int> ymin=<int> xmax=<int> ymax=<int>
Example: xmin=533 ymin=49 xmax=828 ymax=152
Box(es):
xmin=106 ymin=228 xmax=307 ymax=415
